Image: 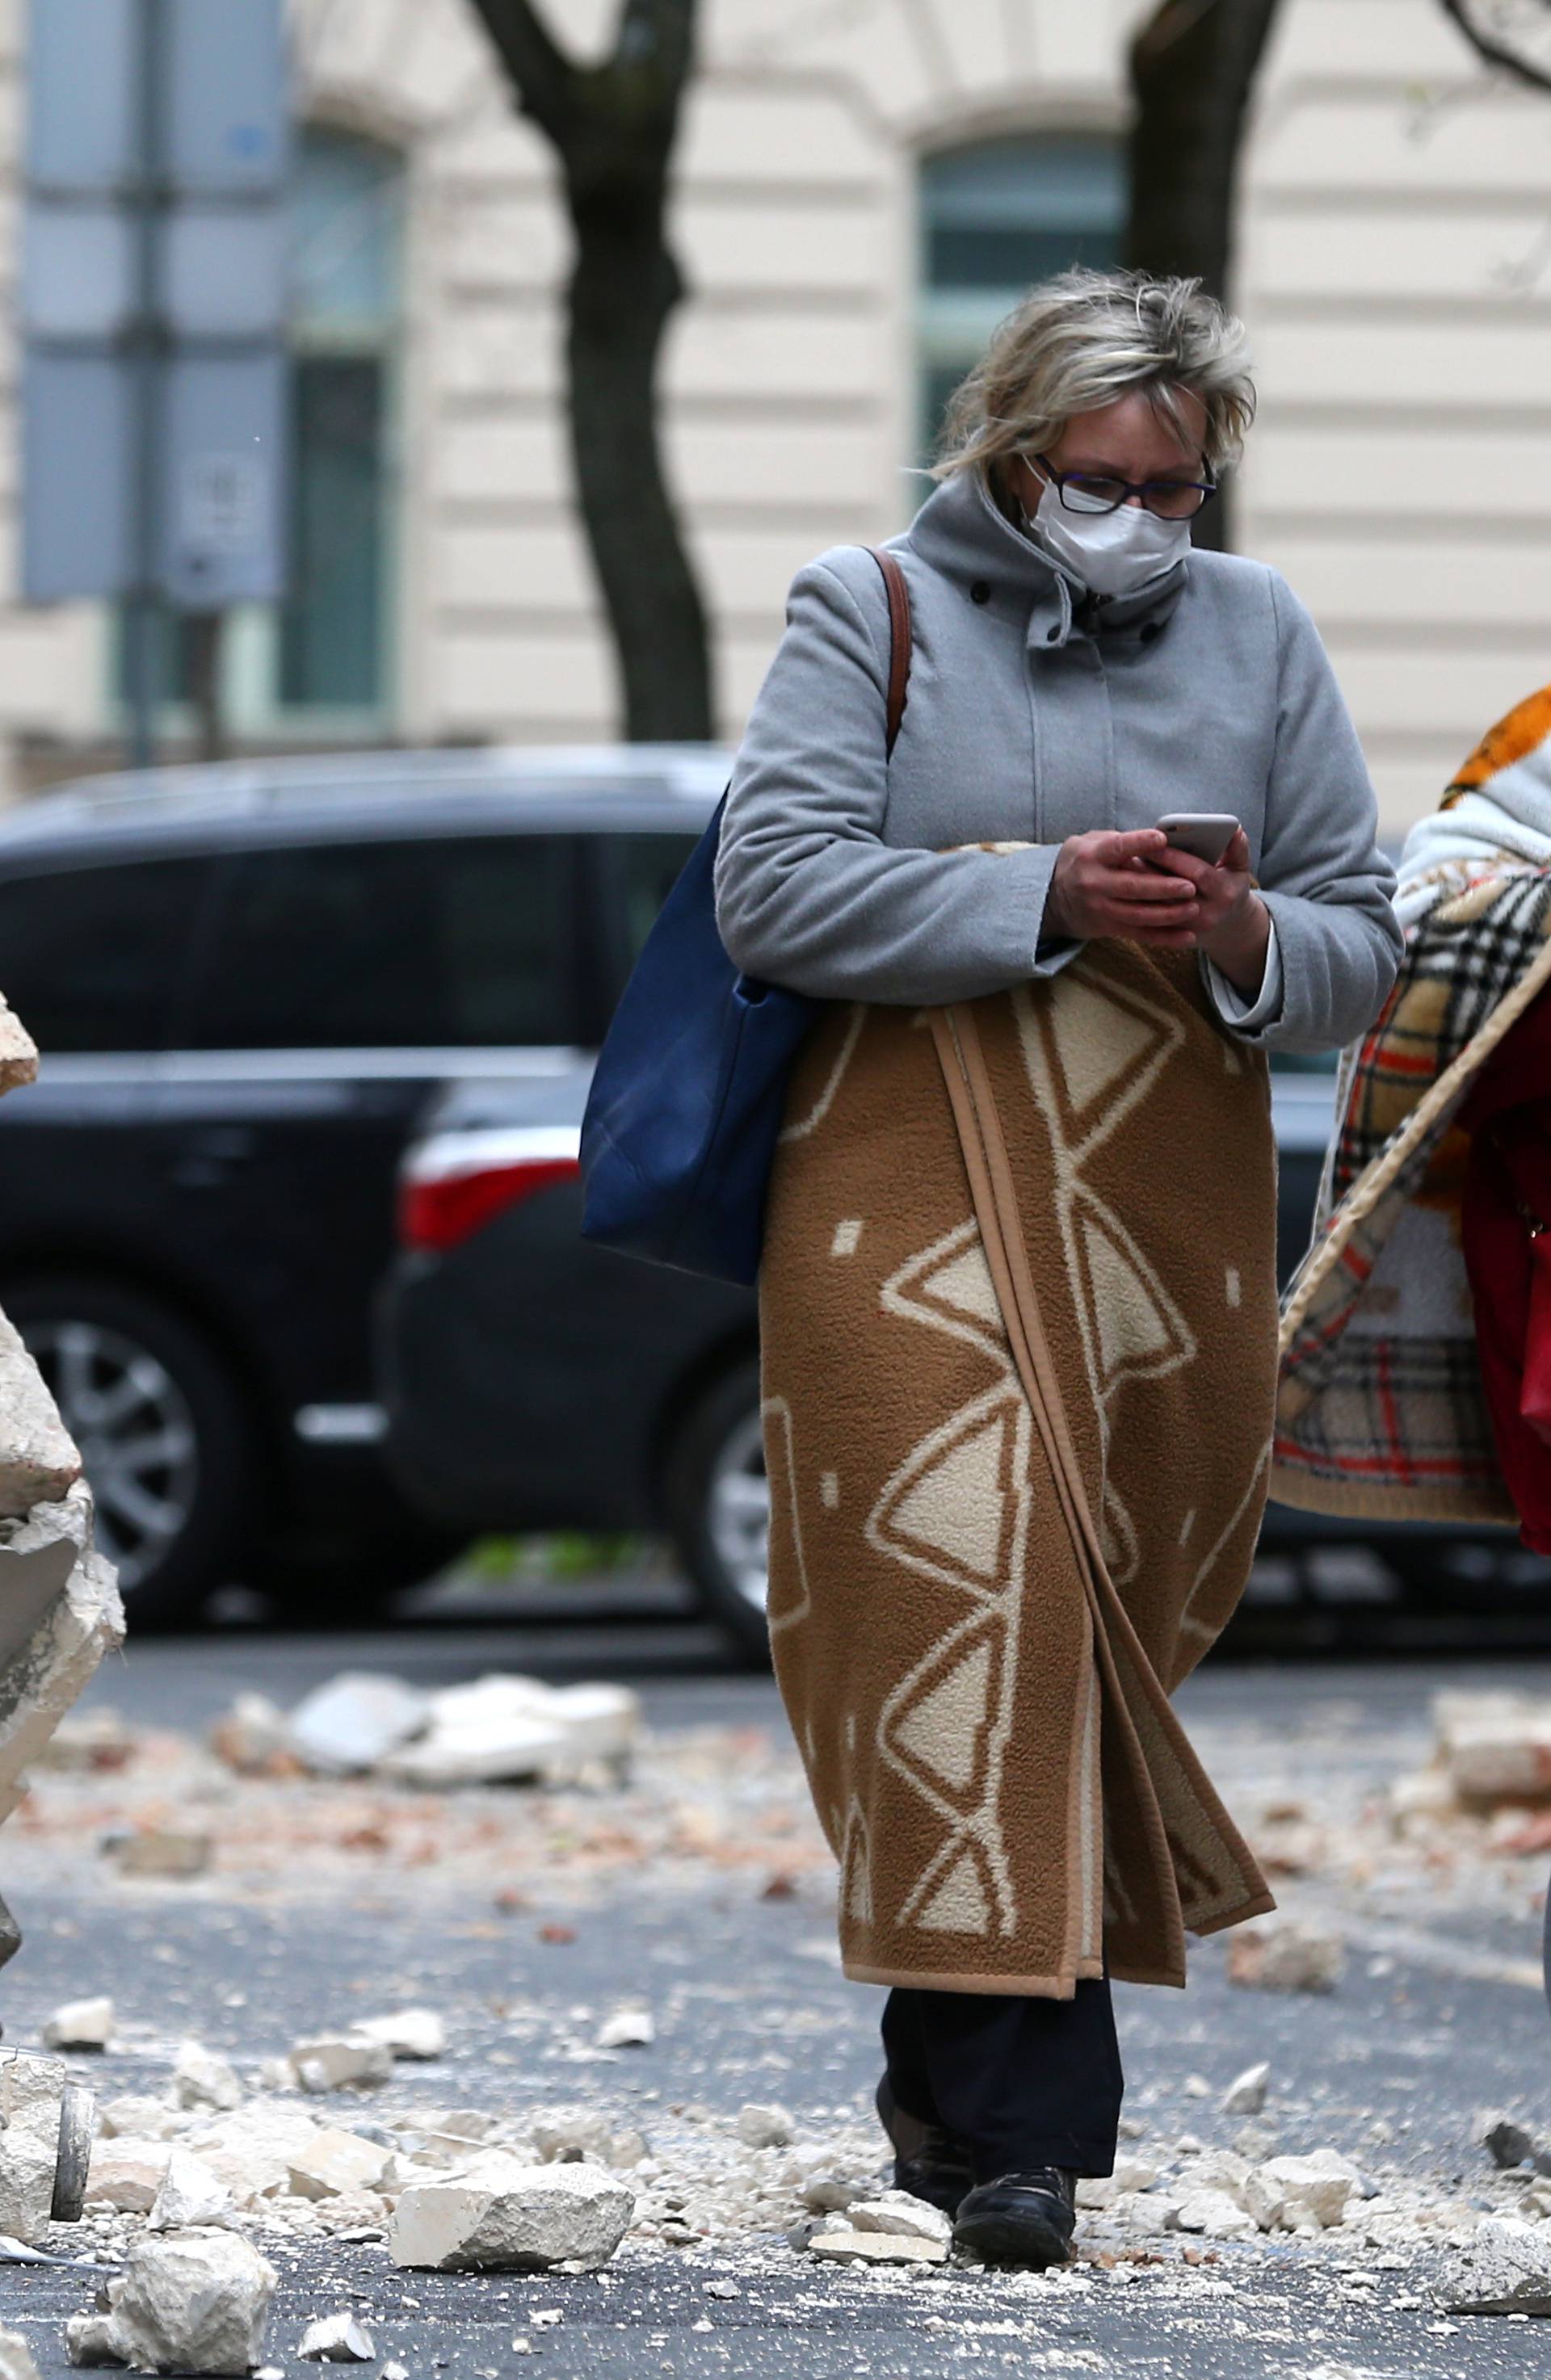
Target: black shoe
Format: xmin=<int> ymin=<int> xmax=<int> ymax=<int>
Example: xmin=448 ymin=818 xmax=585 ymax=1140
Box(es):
xmin=875 ymin=2077 xmax=975 ymax=2218
xmin=952 ymin=2168 xmax=1077 ymax=2268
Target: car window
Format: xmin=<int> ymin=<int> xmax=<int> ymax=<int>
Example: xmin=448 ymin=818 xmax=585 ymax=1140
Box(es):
xmin=618 ymin=833 xmax=700 ymax=959
xmin=191 ymin=837 xmax=571 ymax=1048
xmin=0 ymin=856 xmax=210 ymax=1051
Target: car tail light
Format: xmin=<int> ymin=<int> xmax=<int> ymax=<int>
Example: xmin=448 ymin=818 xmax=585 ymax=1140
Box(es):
xmin=398 ymin=1127 xmax=582 ymax=1253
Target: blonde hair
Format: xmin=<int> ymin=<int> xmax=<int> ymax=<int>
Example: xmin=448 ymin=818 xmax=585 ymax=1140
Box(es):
xmin=932 ymin=268 xmax=1256 ymax=487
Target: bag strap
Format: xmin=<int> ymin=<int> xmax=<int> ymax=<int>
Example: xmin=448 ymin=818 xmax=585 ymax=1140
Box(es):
xmin=865 ymin=545 xmax=912 ymax=757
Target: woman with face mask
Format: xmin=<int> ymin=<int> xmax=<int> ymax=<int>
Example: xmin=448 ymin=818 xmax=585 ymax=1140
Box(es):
xmin=713 ymin=270 xmax=1400 ymax=2271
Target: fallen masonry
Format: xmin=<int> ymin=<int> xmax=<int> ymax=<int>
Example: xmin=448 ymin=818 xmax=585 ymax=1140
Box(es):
xmin=389 ymin=2160 xmax=635 ymax=2272
xmin=1443 ymin=2215 xmax=1551 ymax=2315
xmin=66 ymin=2231 xmax=278 ymax=2375
xmin=233 ymin=1672 xmax=641 ymax=1790
xmin=0 ymin=2333 xmax=40 ymax=2380
xmin=296 ymin=2315 xmax=375 ymax=2364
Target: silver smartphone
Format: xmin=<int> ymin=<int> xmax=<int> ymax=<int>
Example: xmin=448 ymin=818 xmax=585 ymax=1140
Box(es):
xmin=1154 ymin=812 xmax=1242 ymax=866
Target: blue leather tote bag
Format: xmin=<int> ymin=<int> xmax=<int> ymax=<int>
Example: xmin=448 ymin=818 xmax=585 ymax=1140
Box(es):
xmin=580 ymin=546 xmax=911 ymax=1284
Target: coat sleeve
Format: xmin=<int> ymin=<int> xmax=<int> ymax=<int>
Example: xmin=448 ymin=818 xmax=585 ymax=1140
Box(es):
xmin=713 ymin=554 xmax=1070 ymax=1004
xmin=1246 ymin=573 xmax=1402 ymax=1054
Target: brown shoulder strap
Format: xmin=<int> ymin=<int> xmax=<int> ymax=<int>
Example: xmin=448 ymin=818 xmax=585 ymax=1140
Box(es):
xmin=866 ymin=545 xmax=912 ymax=757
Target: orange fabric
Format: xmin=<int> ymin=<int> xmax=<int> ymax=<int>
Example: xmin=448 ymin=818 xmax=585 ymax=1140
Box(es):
xmin=1444 ymin=685 xmax=1551 ymax=807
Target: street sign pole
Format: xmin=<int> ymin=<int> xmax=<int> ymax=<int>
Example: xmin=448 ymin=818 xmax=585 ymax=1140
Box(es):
xmin=124 ymin=0 xmax=163 ymax=774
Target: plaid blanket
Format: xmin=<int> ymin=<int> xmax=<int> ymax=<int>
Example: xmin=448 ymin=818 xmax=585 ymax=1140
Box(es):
xmin=1274 ymin=686 xmax=1551 ymax=1522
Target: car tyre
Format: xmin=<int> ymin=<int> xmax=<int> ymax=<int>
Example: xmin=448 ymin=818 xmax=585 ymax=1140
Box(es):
xmin=666 ymin=1359 xmax=771 ymax=1665
xmin=254 ymin=1515 xmax=466 ymax=1625
xmin=4 ymin=1274 xmax=258 ymax=1631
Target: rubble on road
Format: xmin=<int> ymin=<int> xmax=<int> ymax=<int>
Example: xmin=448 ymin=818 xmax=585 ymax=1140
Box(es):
xmin=218 ymin=1671 xmax=641 ymax=1793
xmin=296 ymin=2315 xmax=375 ymax=2363
xmin=86 ymin=2141 xmax=174 ymax=2215
xmin=285 ymin=2036 xmax=393 ymax=2097
xmin=0 ymin=2050 xmax=75 ymax=2242
xmin=389 ymin=2159 xmax=634 ymax=2272
xmin=845 ymin=2190 xmax=952 ymax=2245
xmin=355 ymin=2010 xmax=446 ymax=2063
xmin=1443 ymin=2214 xmax=1551 ymax=2314
xmin=1435 ymin=1691 xmax=1551 ymax=1804
xmin=1220 ymin=2061 xmax=1270 ymax=2117
xmin=65 ymin=2231 xmax=277 ymax=2374
xmin=595 ymin=2007 xmax=654 ymax=2050
xmin=108 ymin=1831 xmax=210 ymax=1880
xmin=809 ymin=2225 xmax=948 ymax=2265
xmin=171 ymin=2044 xmax=243 ymax=2113
xmin=0 ymin=2332 xmax=40 ymax=2380
xmin=1226 ymin=1922 xmax=1346 ymax=1994
xmin=44 ymin=1996 xmax=114 ymax=2051
xmin=148 ymin=2150 xmax=237 ymax=2234
xmin=0 ymin=1478 xmax=124 ymax=1833
xmin=737 ymin=2103 xmax=794 ymax=2149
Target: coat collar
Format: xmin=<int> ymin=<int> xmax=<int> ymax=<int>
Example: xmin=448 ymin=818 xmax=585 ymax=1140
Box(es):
xmin=903 ymin=466 xmax=1188 ymax=651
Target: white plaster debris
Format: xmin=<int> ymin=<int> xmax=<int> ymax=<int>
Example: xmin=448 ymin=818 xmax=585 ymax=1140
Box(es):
xmin=284 ymin=2131 xmax=392 ymax=2202
xmin=66 ymin=2231 xmax=277 ymax=2375
xmin=110 ymin=1829 xmax=210 ymax=1878
xmin=1226 ymin=1922 xmax=1346 ymax=1994
xmin=172 ymin=2043 xmax=244 ymax=2113
xmin=380 ymin=1677 xmax=639 ymax=1788
xmin=287 ymin=2037 xmax=394 ymax=2097
xmin=0 ymin=2050 xmax=71 ymax=2243
xmin=356 ymin=2011 xmax=447 ymax=2063
xmin=595 ymin=2007 xmax=655 ymax=2050
xmin=531 ymin=2108 xmax=616 ymax=2164
xmin=86 ymin=2142 xmax=174 ymax=2216
xmin=846 ymin=2190 xmax=952 ymax=2245
xmin=1443 ymin=2215 xmax=1551 ymax=2314
xmin=0 ymin=1300 xmax=80 ymax=1520
xmin=809 ymin=2227 xmax=948 ymax=2266
xmin=389 ymin=2160 xmax=633 ymax=2272
xmin=1435 ymin=1691 xmax=1551 ymax=1803
xmin=1220 ymin=2061 xmax=1271 ymax=2117
xmin=297 ymin=2315 xmax=376 ymax=2363
xmin=1172 ymin=2187 xmax=1258 ymax=2239
xmin=0 ymin=2330 xmax=40 ymax=2380
xmin=286 ymin=1674 xmax=430 ymax=1774
xmin=208 ymin=1695 xmax=292 ymax=1776
xmin=1243 ymin=2151 xmax=1362 ymax=2232
xmin=736 ymin=2103 xmax=795 ymax=2149
xmin=148 ymin=2150 xmax=238 ymax=2233
xmin=44 ymin=1996 xmax=114 ymax=2051
xmin=0 ymin=1480 xmax=123 ymax=1832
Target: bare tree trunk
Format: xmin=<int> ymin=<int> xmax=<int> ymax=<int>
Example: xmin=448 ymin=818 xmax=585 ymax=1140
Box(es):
xmin=1124 ymin=0 xmax=1286 ymax=549
xmin=1436 ymin=0 xmax=1551 ymax=94
xmin=180 ymin=612 xmax=224 ymax=763
xmin=464 ymin=0 xmax=712 ymax=742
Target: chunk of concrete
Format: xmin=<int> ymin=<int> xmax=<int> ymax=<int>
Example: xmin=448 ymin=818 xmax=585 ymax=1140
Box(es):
xmin=148 ymin=2149 xmax=237 ymax=2233
xmin=1221 ymin=2062 xmax=1271 ymax=2118
xmin=288 ymin=2037 xmax=393 ymax=2096
xmin=1226 ymin=1923 xmax=1345 ymax=1995
xmin=389 ymin=2160 xmax=633 ymax=2273
xmin=287 ymin=1673 xmax=429 ymax=1775
xmin=1435 ymin=1691 xmax=1551 ymax=1803
xmin=208 ymin=1695 xmax=292 ymax=1776
xmin=378 ymin=1675 xmax=639 ymax=1787
xmin=43 ymin=1997 xmax=114 ymax=2051
xmin=0 ymin=999 xmax=38 ymax=1097
xmin=111 ymin=1832 xmax=210 ymax=1879
xmin=297 ymin=2315 xmax=374 ymax=2364
xmin=182 ymin=2102 xmax=325 ymax=2206
xmin=1172 ymin=2188 xmax=1258 ymax=2239
xmin=65 ymin=2231 xmax=277 ymax=2374
xmin=846 ymin=2191 xmax=952 ymax=2245
xmin=1443 ymin=2215 xmax=1551 ymax=2314
xmin=172 ymin=2044 xmax=243 ymax=2114
xmin=595 ymin=2009 xmax=654 ymax=2050
xmin=85 ymin=2139 xmax=174 ymax=2215
xmin=101 ymin=2097 xmax=183 ymax=2143
xmin=0 ymin=1303 xmax=80 ymax=1525
xmin=809 ymin=2229 xmax=948 ymax=2266
xmin=531 ymin=2109 xmax=615 ymax=2165
xmin=1243 ymin=2150 xmax=1361 ymax=2232
xmin=0 ymin=1486 xmax=124 ymax=1828
xmin=736 ymin=2103 xmax=794 ymax=2149
xmin=284 ymin=2131 xmax=391 ymax=2202
xmin=0 ymin=2050 xmax=79 ymax=2242
xmin=0 ymin=2332 xmax=40 ymax=2380
xmin=355 ymin=2010 xmax=446 ymax=2063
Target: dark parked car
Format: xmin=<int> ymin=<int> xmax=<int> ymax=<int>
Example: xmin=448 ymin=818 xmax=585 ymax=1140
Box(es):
xmin=0 ymin=745 xmax=729 ymax=1623
xmin=382 ymin=847 xmax=1453 ymax=1658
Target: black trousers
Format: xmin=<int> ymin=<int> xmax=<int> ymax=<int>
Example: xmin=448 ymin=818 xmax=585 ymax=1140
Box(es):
xmin=881 ymin=1976 xmax=1123 ymax=2182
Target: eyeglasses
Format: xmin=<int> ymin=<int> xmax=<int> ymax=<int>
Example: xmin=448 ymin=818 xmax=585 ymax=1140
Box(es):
xmin=1030 ymin=454 xmax=1217 ymax=521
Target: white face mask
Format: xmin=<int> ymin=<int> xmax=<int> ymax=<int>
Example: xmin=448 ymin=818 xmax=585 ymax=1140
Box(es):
xmin=1024 ymin=472 xmax=1192 ymax=599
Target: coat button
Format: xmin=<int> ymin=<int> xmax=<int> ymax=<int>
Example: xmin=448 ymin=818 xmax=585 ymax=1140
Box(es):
xmin=970 ymin=581 xmax=990 ymax=604
xmin=1046 ymin=623 xmax=1061 ymax=643
xmin=1140 ymin=621 xmax=1161 ymax=644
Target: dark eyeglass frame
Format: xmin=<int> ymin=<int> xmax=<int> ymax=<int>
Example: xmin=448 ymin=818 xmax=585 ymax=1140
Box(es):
xmin=1031 ymin=453 xmax=1218 ymax=519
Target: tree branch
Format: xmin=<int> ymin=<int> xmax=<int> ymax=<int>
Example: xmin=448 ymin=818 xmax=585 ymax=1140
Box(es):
xmin=1437 ymin=0 xmax=1551 ymax=95
xmin=464 ymin=0 xmax=575 ymax=140
xmin=616 ymin=0 xmax=697 ymax=88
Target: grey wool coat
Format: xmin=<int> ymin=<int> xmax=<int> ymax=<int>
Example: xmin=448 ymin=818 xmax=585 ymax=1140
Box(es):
xmin=714 ymin=468 xmax=1402 ymax=1052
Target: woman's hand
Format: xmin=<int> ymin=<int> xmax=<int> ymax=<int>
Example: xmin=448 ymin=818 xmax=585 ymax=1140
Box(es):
xmin=1045 ymin=829 xmax=1202 ymax=950
xmin=1151 ymin=828 xmax=1271 ymax=999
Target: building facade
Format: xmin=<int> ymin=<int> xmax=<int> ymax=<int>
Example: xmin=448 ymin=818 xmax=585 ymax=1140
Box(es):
xmin=0 ymin=0 xmax=1545 ymax=833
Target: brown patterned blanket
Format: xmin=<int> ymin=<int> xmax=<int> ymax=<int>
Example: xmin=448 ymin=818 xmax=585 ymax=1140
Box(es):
xmin=759 ymin=943 xmax=1278 ymax=1996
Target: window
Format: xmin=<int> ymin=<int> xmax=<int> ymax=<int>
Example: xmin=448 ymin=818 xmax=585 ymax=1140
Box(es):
xmin=0 ymin=858 xmax=210 ymax=1051
xmin=918 ymin=136 xmax=1125 ymax=460
xmin=192 ymin=838 xmax=571 ymax=1049
xmin=113 ymin=126 xmax=402 ymax=728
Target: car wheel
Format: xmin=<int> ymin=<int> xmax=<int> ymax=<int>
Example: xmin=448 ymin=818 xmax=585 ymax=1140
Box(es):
xmin=4 ymin=1276 xmax=258 ymax=1630
xmin=666 ymin=1360 xmax=771 ymax=1664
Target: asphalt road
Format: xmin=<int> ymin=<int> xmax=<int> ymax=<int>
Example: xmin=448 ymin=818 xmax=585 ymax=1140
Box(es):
xmin=5 ymin=1604 xmax=1551 ymax=2377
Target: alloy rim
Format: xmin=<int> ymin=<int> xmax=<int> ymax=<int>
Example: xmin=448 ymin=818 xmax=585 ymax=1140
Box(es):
xmin=707 ymin=1408 xmax=770 ymax=1617
xmin=28 ymin=1320 xmax=199 ymax=1593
